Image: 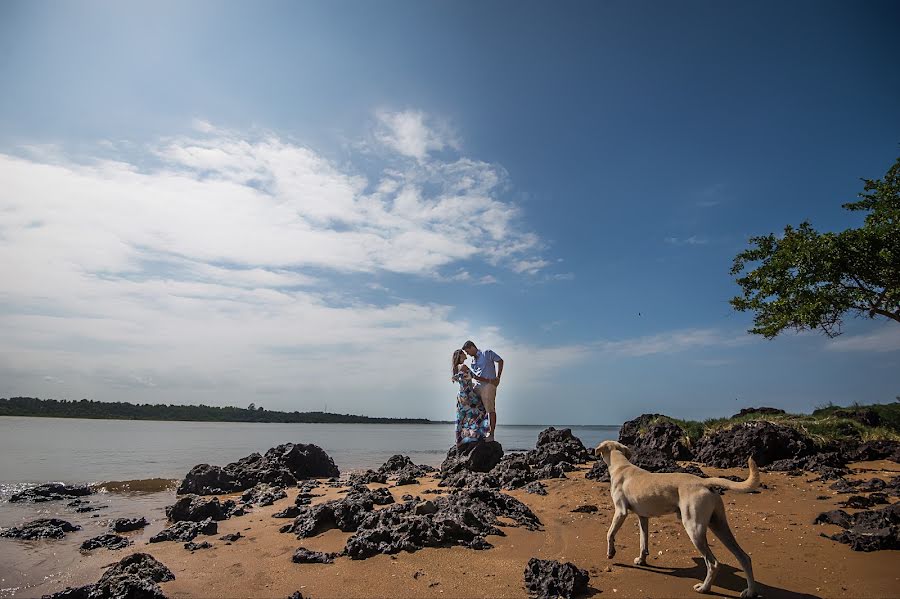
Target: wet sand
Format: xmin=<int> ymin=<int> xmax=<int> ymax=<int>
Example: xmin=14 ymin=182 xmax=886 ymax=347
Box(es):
xmin=8 ymin=461 xmax=900 ymax=599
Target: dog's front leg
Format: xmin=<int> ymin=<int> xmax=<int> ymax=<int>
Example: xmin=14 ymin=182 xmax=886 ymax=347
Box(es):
xmin=606 ymin=509 xmax=627 ymax=559
xmin=635 ymin=515 xmax=650 ymax=565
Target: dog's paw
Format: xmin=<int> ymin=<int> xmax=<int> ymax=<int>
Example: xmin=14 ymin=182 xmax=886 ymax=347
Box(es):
xmin=606 ymin=548 xmax=616 ymax=559
xmin=740 ymin=589 xmax=760 ymax=598
xmin=634 ymin=556 xmax=647 ymax=566
xmin=693 ymin=583 xmax=710 ymax=594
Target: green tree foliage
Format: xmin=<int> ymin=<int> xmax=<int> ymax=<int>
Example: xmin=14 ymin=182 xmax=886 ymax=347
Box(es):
xmin=731 ymin=156 xmax=900 ymax=338
xmin=0 ymin=396 xmax=442 ymax=424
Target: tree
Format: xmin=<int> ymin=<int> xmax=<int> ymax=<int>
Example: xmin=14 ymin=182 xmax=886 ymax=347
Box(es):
xmin=247 ymin=403 xmax=256 ymax=411
xmin=730 ymin=156 xmax=900 ymax=338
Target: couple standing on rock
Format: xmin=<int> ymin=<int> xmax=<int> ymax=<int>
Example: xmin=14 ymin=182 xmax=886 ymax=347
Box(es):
xmin=452 ymin=340 xmax=504 ymax=447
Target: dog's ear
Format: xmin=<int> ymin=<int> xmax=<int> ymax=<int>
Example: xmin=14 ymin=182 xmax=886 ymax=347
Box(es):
xmin=616 ymin=442 xmax=632 ymax=459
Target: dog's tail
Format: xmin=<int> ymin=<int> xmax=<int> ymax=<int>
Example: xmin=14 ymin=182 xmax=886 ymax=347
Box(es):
xmin=700 ymin=457 xmax=760 ymax=493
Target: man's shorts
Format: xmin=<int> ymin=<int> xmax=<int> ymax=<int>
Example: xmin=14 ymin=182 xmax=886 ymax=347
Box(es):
xmin=477 ymin=383 xmax=497 ymax=412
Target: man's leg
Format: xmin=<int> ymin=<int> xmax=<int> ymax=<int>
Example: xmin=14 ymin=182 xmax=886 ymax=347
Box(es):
xmin=481 ymin=384 xmax=497 ymax=437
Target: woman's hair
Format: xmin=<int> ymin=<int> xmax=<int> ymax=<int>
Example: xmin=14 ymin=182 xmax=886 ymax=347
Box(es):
xmin=451 ymin=349 xmax=464 ymax=378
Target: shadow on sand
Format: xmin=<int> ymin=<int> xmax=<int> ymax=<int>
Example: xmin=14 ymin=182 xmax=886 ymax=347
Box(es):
xmin=616 ymin=558 xmax=822 ymax=599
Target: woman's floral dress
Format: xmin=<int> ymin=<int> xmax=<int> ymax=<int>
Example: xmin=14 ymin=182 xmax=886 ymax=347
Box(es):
xmin=453 ymin=366 xmax=489 ymax=445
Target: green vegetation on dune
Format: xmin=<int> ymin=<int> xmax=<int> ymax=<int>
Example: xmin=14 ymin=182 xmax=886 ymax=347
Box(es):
xmin=649 ymin=401 xmax=900 ymax=448
xmin=0 ymin=396 xmax=445 ymax=424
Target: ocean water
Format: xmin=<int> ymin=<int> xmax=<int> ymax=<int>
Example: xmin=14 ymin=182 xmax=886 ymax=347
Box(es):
xmin=0 ymin=416 xmax=619 ymax=489
xmin=0 ymin=417 xmax=619 ymax=596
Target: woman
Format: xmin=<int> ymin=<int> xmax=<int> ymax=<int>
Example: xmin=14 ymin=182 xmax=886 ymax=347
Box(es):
xmin=452 ymin=348 xmax=491 ymax=446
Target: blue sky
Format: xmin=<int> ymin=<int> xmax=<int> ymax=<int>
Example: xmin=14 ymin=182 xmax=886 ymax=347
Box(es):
xmin=0 ymin=1 xmax=898 ymax=424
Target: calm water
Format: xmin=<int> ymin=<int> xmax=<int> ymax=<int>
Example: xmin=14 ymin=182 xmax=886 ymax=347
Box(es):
xmin=0 ymin=417 xmax=618 ymax=596
xmin=0 ymin=416 xmax=619 ymax=489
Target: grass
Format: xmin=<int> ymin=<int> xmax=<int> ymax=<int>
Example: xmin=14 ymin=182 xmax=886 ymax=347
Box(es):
xmin=647 ymin=402 xmax=900 ymax=448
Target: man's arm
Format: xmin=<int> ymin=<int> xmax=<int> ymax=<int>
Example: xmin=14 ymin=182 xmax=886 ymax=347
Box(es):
xmin=495 ymin=358 xmax=504 ymax=386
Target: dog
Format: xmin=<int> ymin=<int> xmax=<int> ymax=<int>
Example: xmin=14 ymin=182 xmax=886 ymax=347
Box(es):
xmin=594 ymin=440 xmax=760 ymax=597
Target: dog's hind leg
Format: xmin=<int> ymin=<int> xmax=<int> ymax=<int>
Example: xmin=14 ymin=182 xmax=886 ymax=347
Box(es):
xmin=634 ymin=515 xmax=650 ymax=565
xmin=684 ymin=519 xmax=719 ymax=594
xmin=709 ymin=509 xmax=758 ymax=598
xmin=606 ymin=509 xmax=627 ymax=559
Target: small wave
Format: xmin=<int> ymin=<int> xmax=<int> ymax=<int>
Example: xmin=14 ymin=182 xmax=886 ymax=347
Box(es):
xmin=93 ymin=478 xmax=177 ymax=495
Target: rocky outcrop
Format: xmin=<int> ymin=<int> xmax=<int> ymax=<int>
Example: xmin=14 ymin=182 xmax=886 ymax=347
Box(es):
xmin=619 ymin=415 xmax=692 ymax=460
xmin=440 ymin=442 xmax=504 ymax=478
xmin=166 ymin=495 xmax=239 ymax=522
xmin=111 ymin=517 xmax=149 ymax=533
xmin=343 ymin=488 xmax=541 ymax=559
xmin=523 ymin=557 xmax=590 ymax=599
xmin=150 ymin=518 xmax=217 ymax=543
xmin=80 ymin=534 xmax=130 ymax=551
xmin=693 ymin=422 xmax=816 ymax=467
xmin=241 ymin=483 xmax=287 ymax=506
xmin=529 ymin=427 xmax=594 ymax=465
xmin=767 ymin=452 xmax=849 ymax=480
xmin=0 ymin=518 xmax=80 ymax=540
xmin=42 ymin=552 xmax=175 ymax=599
xmin=816 ymin=503 xmax=900 ymax=551
xmin=10 ymin=483 xmax=93 ymax=503
xmin=585 ymin=460 xmax=610 ymax=482
xmin=731 ymin=407 xmax=786 ymax=418
xmin=177 ymin=443 xmax=339 ymax=495
xmin=843 ymin=440 xmax=900 ymax=463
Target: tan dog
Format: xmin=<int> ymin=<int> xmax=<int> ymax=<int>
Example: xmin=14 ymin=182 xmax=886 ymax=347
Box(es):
xmin=594 ymin=440 xmax=760 ymax=597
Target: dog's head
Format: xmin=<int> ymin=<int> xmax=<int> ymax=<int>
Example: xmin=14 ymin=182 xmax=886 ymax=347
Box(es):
xmin=593 ymin=440 xmax=632 ymax=465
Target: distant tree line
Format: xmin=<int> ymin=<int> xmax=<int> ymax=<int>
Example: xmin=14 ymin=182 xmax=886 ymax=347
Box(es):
xmin=0 ymin=397 xmax=446 ymax=424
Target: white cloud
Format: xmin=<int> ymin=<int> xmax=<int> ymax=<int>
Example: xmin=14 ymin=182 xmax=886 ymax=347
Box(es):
xmin=595 ymin=328 xmax=750 ymax=357
xmin=664 ymin=235 xmax=708 ymax=246
xmin=0 ymin=114 xmax=563 ymax=416
xmin=825 ymin=327 xmax=900 ymax=352
xmin=375 ymin=109 xmax=458 ymax=161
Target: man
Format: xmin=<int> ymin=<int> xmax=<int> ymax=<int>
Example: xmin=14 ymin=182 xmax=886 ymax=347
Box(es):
xmin=462 ymin=340 xmax=503 ymax=439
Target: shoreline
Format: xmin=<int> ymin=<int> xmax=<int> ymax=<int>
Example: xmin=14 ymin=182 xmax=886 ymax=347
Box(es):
xmin=3 ymin=460 xmax=898 ymax=598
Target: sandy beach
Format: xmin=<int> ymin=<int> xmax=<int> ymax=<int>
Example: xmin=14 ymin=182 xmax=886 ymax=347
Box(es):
xmin=17 ymin=458 xmax=899 ymax=599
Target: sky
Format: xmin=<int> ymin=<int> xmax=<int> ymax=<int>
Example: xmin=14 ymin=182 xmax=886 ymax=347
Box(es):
xmin=0 ymin=1 xmax=898 ymax=425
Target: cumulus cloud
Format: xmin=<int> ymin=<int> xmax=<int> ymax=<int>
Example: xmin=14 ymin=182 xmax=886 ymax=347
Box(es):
xmin=0 ymin=113 xmax=561 ymax=415
xmin=375 ymin=109 xmax=458 ymax=161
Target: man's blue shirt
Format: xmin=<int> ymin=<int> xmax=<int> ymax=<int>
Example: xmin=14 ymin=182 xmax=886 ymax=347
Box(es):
xmin=471 ymin=349 xmax=502 ymax=381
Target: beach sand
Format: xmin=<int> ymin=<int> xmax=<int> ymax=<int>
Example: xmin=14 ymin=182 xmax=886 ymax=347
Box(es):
xmin=21 ymin=460 xmax=900 ymax=599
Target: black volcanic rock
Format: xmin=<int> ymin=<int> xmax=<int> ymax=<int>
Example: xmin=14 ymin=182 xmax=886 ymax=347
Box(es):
xmin=829 ymin=478 xmax=888 ymax=494
xmin=43 ymin=552 xmax=175 ymax=599
xmin=619 ymin=415 xmax=692 ymax=461
xmin=184 ymin=541 xmax=213 ymax=551
xmin=732 ymin=407 xmax=786 ymax=418
xmin=149 ymin=518 xmax=217 ymax=543
xmin=292 ymin=547 xmax=340 ymax=564
xmin=177 ymin=443 xmax=339 ymax=495
xmin=81 ymin=534 xmax=130 ymax=551
xmin=585 ymin=460 xmax=610 ymax=482
xmin=529 ymin=428 xmax=593 ymax=465
xmin=111 ymin=517 xmax=149 ymax=533
xmin=844 ymin=440 xmax=900 ymax=463
xmin=838 ymin=493 xmax=890 ymax=509
xmin=241 ymin=483 xmax=287 ymax=506
xmin=1 ymin=518 xmax=80 ymax=540
xmin=440 ymin=441 xmax=505 ymax=478
xmin=817 ymin=503 xmax=900 ymax=551
xmin=523 ymin=557 xmax=590 ymax=599
xmin=348 ymin=469 xmax=388 ymax=485
xmin=10 ymin=483 xmax=93 ymax=503
xmin=343 ymin=487 xmax=541 ymax=559
xmin=693 ymin=421 xmax=816 ymax=467
xmin=524 ymin=481 xmax=548 ymax=495
xmin=166 ymin=495 xmax=238 ymax=522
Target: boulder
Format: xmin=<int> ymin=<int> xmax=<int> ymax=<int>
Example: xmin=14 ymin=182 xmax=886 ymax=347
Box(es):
xmin=166 ymin=495 xmax=237 ymax=522
xmin=585 ymin=460 xmax=610 ymax=483
xmin=241 ymin=483 xmax=287 ymax=506
xmin=844 ymin=440 xmax=900 ymax=463
xmin=523 ymin=557 xmax=590 ymax=599
xmin=177 ymin=443 xmax=339 ymax=495
xmin=10 ymin=483 xmax=93 ymax=503
xmin=111 ymin=517 xmax=149 ymax=533
xmin=0 ymin=518 xmax=80 ymax=540
xmin=817 ymin=503 xmax=900 ymax=551
xmin=43 ymin=552 xmax=175 ymax=599
xmin=693 ymin=422 xmax=816 ymax=467
xmin=80 ymin=534 xmax=130 ymax=551
xmin=619 ymin=415 xmax=692 ymax=460
xmin=530 ymin=428 xmax=593 ymax=464
xmin=150 ymin=518 xmax=217 ymax=543
xmin=440 ymin=441 xmax=504 ymax=477
xmin=731 ymin=407 xmax=786 ymax=418
xmin=184 ymin=541 xmax=213 ymax=551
